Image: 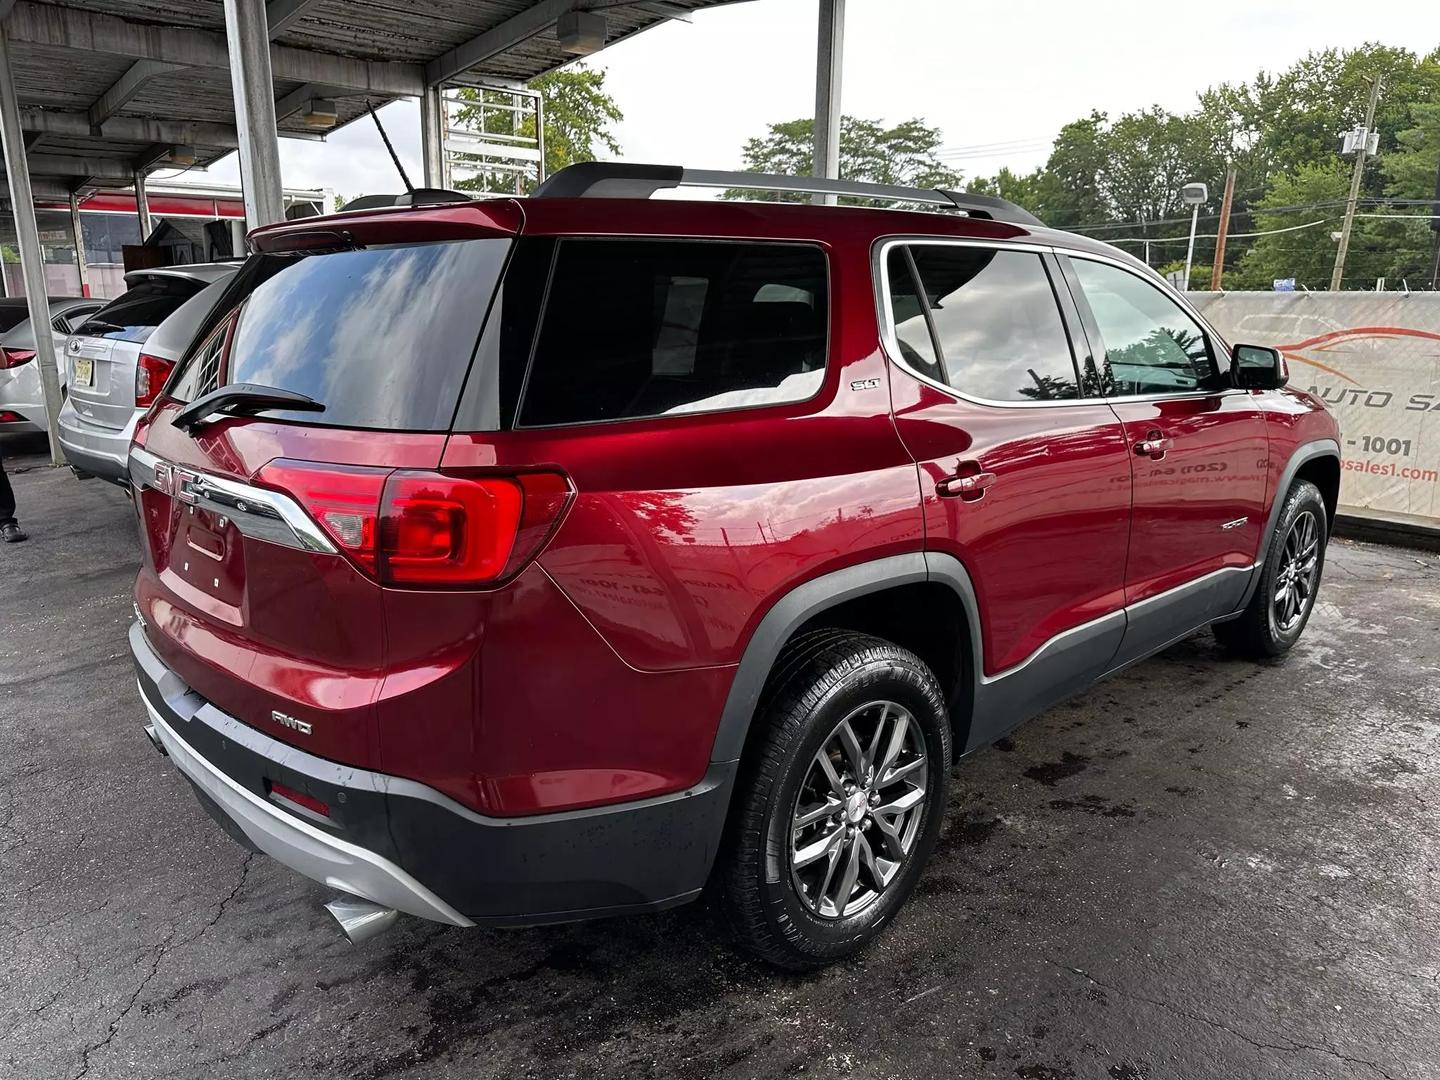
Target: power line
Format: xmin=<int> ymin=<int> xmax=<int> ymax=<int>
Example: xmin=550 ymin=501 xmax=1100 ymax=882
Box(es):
xmin=1106 ymin=219 xmax=1327 ymax=246
xmin=1061 ymin=197 xmax=1439 ymax=234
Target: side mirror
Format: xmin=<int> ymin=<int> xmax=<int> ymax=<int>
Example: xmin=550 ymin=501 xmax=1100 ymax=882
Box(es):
xmin=1231 ymin=344 xmax=1288 ymax=390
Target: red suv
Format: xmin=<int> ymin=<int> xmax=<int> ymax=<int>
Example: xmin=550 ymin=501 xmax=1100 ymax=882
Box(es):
xmin=130 ymin=164 xmax=1339 ymax=969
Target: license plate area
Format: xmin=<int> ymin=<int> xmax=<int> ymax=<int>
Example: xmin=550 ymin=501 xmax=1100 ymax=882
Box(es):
xmin=72 ymin=356 xmax=94 ymax=388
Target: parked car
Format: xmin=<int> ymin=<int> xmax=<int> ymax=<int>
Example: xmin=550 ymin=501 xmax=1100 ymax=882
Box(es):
xmin=59 ymin=263 xmax=238 ymax=484
xmin=0 ymin=296 xmax=107 ymax=434
xmin=128 ymin=164 xmax=1340 ymax=969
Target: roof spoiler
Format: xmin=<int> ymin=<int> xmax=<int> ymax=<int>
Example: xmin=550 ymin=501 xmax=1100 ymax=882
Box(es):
xmin=340 ymin=188 xmax=473 ymax=211
xmin=531 ymin=162 xmax=1045 ymax=227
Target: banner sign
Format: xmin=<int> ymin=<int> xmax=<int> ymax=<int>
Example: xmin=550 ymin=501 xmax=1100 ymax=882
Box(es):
xmin=1190 ymin=292 xmax=1440 ymax=531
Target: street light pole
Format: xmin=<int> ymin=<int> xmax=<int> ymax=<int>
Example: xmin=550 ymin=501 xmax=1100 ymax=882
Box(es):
xmin=1183 ymin=204 xmax=1200 ymax=291
xmin=1179 ymin=182 xmax=1207 ymax=291
xmin=1331 ymin=72 xmax=1383 ymax=292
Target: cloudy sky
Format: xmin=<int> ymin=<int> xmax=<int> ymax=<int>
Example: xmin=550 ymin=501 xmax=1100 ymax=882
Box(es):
xmin=179 ymin=0 xmax=1440 ymax=200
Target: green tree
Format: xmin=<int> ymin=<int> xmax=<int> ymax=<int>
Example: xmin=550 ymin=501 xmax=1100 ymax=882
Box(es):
xmin=452 ymin=65 xmax=622 ymax=195
xmin=723 ymin=116 xmax=961 ymax=203
xmin=965 ymin=166 xmax=1044 ymax=209
xmin=1031 ymin=112 xmax=1109 ymax=228
xmin=1230 ymin=166 xmax=1357 ymax=289
xmin=1379 ymin=100 xmax=1440 ymax=284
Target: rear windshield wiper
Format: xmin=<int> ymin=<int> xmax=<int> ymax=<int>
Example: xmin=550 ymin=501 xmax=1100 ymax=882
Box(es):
xmin=172 ymin=383 xmax=325 ymax=432
xmin=76 ymin=320 xmax=126 ymax=336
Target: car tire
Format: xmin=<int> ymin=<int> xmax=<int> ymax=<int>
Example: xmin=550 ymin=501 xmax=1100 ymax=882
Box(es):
xmin=718 ymin=629 xmax=951 ymax=971
xmin=1214 ymin=479 xmax=1328 ymax=659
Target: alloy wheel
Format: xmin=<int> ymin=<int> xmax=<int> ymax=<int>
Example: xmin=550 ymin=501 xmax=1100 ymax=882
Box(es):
xmin=789 ymin=700 xmax=929 ymax=919
xmin=1273 ymin=509 xmax=1320 ymax=634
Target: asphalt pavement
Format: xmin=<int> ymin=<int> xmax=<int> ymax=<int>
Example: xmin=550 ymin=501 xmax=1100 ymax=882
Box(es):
xmin=2 ymin=432 xmax=1438 ymax=1080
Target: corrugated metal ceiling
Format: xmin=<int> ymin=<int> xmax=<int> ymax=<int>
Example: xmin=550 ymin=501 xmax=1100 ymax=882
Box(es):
xmin=4 ymin=0 xmax=732 ymax=192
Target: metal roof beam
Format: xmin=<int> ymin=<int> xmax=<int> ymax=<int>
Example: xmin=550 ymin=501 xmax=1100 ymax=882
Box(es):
xmin=425 ymin=0 xmax=574 ymax=87
xmin=275 ymin=81 xmax=331 ymax=121
xmin=7 ymin=1 xmax=423 ymax=96
xmin=27 ymin=152 xmax=162 ymax=180
xmin=88 ymin=59 xmax=185 ymax=127
xmin=629 ymin=2 xmax=693 ymax=22
xmin=267 ymin=0 xmax=323 ymax=37
xmin=132 ymin=144 xmax=175 ymax=172
xmin=20 ymin=108 xmax=323 ymax=145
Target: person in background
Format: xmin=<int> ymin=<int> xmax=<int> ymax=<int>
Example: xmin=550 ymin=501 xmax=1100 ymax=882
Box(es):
xmin=0 ymin=445 xmax=26 ymax=542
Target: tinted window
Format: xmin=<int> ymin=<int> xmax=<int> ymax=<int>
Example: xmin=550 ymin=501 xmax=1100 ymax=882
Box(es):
xmin=194 ymin=239 xmax=509 ymax=430
xmin=1071 ymin=258 xmax=1214 ymax=396
xmin=143 ymin=276 xmax=236 ymax=361
xmin=75 ymin=277 xmax=204 ymax=344
xmin=905 ymin=247 xmax=1078 ymax=402
xmin=0 ymin=305 xmax=30 ymax=333
xmin=519 ymin=240 xmax=827 ymax=427
xmin=885 ymin=248 xmax=943 ymax=383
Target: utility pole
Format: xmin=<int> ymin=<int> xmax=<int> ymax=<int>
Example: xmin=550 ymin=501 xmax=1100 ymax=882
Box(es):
xmin=1210 ymin=167 xmax=1236 ymax=290
xmin=1428 ymin=155 xmax=1440 ymax=290
xmin=1331 ymin=73 xmax=1383 ymax=292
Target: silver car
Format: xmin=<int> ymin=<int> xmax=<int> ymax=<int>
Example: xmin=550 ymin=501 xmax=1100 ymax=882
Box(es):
xmin=0 ymin=296 xmax=107 ymax=434
xmin=59 ymin=264 xmax=238 ymax=484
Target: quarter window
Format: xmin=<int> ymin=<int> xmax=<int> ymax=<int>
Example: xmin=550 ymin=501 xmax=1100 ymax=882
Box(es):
xmin=896 ymin=246 xmax=1079 ymax=402
xmin=885 ymin=248 xmax=943 ymax=384
xmin=1070 ymin=258 xmax=1215 ymax=396
xmin=518 ymin=240 xmax=828 ymax=427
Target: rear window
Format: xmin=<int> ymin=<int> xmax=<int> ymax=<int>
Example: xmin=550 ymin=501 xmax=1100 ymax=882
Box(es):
xmin=175 ymin=239 xmax=509 ymax=431
xmin=75 ymin=277 xmax=204 ymax=344
xmin=0 ymin=306 xmax=29 ymax=333
xmin=517 ymin=239 xmax=828 ymax=427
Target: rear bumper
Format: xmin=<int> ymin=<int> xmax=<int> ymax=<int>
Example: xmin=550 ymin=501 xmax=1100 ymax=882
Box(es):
xmin=131 ymin=621 xmax=736 ymax=926
xmin=57 ymin=398 xmax=136 ymax=484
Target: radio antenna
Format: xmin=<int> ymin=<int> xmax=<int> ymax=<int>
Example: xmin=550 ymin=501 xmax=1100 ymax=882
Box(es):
xmin=365 ymin=98 xmax=414 ymax=193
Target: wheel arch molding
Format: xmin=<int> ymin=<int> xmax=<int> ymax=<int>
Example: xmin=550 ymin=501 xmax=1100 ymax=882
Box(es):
xmin=709 ymin=552 xmax=985 ymax=766
xmin=1238 ymin=438 xmax=1341 ymax=610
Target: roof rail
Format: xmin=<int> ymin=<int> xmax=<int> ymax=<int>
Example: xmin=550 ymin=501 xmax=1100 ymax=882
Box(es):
xmin=531 ymin=162 xmax=1045 ymax=227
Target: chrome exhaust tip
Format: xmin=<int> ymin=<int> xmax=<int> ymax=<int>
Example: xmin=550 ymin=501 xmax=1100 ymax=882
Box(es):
xmin=324 ymin=895 xmax=398 ymax=945
xmin=143 ymin=724 xmax=168 ymax=757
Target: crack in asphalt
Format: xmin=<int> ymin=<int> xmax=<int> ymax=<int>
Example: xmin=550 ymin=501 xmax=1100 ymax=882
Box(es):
xmin=1049 ymin=961 xmax=1399 ymax=1080
xmin=70 ymin=853 xmax=253 ymax=1080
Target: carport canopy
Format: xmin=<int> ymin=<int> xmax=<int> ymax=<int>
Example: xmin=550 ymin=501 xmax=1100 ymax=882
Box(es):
xmin=0 ymin=0 xmax=844 ymax=468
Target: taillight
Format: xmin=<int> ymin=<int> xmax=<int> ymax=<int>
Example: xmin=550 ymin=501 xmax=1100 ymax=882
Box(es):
xmin=255 ymin=460 xmax=573 ymax=588
xmin=256 ymin=461 xmax=388 ymax=574
xmin=0 ymin=348 xmax=35 ymax=369
xmin=134 ymin=353 xmax=175 ymax=408
xmin=380 ymin=473 xmax=523 ymax=585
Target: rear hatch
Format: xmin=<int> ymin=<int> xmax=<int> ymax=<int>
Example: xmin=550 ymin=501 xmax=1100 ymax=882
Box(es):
xmin=69 ymin=274 xmax=209 ymax=430
xmin=132 ymin=202 xmax=535 ymax=773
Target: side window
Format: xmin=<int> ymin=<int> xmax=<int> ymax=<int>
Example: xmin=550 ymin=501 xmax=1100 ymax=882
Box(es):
xmin=884 ymin=248 xmax=944 ymax=384
xmin=903 ymin=246 xmax=1079 ymax=402
xmin=518 ymin=240 xmax=828 ymax=426
xmin=1070 ymin=258 xmax=1215 ymax=396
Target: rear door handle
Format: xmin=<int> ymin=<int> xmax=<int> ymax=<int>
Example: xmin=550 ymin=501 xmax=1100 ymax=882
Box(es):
xmin=1134 ymin=433 xmax=1173 ymax=459
xmin=936 ymin=470 xmax=997 ymax=500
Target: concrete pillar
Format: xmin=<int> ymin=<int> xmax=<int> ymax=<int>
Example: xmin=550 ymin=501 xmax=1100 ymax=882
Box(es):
xmin=135 ymin=170 xmax=153 ymax=240
xmin=222 ymin=0 xmax=285 ymax=229
xmin=0 ymin=20 xmax=65 ymax=464
xmin=811 ymin=0 xmax=844 ymax=206
xmin=420 ymin=84 xmax=444 ymax=189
